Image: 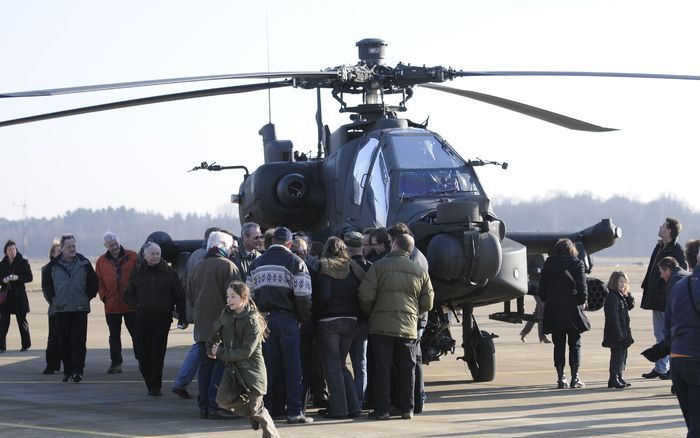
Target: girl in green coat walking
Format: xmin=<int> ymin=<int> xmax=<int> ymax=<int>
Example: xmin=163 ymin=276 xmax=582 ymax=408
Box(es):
xmin=208 ymin=281 xmax=280 ymax=438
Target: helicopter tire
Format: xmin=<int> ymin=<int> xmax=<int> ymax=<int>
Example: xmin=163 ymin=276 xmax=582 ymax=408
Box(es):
xmin=470 ymin=330 xmax=496 ymax=382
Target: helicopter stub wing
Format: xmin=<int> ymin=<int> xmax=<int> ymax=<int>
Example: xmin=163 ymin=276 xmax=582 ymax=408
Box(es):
xmin=506 ymin=218 xmax=622 ymax=257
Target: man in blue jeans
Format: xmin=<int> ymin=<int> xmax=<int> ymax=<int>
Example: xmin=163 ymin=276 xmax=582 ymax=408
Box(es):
xmin=641 ymin=218 xmax=687 ymax=380
xmin=665 ymin=240 xmax=700 ymax=437
xmin=171 ymin=343 xmax=199 ymax=399
xmin=247 ymin=227 xmax=314 ymax=424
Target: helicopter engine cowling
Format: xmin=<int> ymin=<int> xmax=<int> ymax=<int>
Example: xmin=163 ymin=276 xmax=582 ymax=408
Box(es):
xmin=237 ymin=161 xmax=325 ymax=231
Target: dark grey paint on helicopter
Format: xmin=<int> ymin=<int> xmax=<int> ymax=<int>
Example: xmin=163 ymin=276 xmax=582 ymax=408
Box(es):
xmin=3 ymin=38 xmax=697 ymax=381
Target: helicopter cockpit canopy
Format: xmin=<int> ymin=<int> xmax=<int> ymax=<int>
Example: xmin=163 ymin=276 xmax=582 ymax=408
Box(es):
xmin=390 ymin=133 xmax=481 ymax=197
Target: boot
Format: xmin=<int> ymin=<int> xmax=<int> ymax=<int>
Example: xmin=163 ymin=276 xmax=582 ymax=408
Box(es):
xmin=556 ymin=366 xmax=568 ymax=389
xmin=569 ymin=365 xmax=585 ymax=388
xmin=617 ymin=373 xmax=631 ymax=387
xmin=607 ymin=373 xmax=626 ymax=388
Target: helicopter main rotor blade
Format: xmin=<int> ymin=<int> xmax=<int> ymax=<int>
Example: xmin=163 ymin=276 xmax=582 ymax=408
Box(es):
xmin=0 ymin=71 xmax=338 ymax=98
xmin=0 ymin=80 xmax=291 ymax=128
xmin=420 ymin=83 xmax=616 ymax=132
xmin=454 ymin=71 xmax=700 ymax=81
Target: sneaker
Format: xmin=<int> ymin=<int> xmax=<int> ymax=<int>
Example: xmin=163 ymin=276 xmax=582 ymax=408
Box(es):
xmin=172 ymin=387 xmax=193 ymax=399
xmin=642 ymin=369 xmax=661 ymax=379
xmin=659 ymin=371 xmax=672 ymax=380
xmin=71 ymin=373 xmax=83 ymax=383
xmin=287 ymin=415 xmax=314 ymax=424
xmin=148 ymin=388 xmax=163 ymax=396
xmin=370 ymin=412 xmax=390 ymax=420
xmin=62 ymin=374 xmax=70 ymax=382
xmin=107 ymin=364 xmax=122 ymax=374
xmin=401 ymin=412 xmax=413 ymax=420
xmin=250 ymin=418 xmax=260 ymax=430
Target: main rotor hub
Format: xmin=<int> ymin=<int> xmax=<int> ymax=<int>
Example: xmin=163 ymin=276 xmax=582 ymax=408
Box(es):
xmin=356 ymin=38 xmax=387 ymax=66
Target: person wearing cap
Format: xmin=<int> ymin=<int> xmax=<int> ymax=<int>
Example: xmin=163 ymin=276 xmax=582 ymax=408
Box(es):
xmin=187 ymin=231 xmax=241 ymax=419
xmin=344 ymin=231 xmax=372 ymax=406
xmin=247 ymin=227 xmax=314 ymax=424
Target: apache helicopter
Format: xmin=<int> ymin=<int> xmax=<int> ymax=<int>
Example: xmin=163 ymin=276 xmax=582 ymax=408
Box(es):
xmin=3 ymin=38 xmax=699 ymax=382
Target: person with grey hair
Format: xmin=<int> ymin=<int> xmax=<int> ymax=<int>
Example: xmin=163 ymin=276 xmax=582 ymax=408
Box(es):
xmin=125 ymin=241 xmax=186 ymax=396
xmin=43 ymin=234 xmax=98 ymax=383
xmin=171 ymin=226 xmax=220 ymax=400
xmin=188 ymin=230 xmax=241 ymax=419
xmin=95 ymin=231 xmax=139 ymax=374
xmin=359 ymin=233 xmax=434 ymax=420
xmin=231 ymin=222 xmax=262 ymax=282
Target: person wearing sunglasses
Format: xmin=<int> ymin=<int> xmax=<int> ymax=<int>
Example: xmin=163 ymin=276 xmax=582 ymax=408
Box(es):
xmin=232 ymin=222 xmax=263 ymax=282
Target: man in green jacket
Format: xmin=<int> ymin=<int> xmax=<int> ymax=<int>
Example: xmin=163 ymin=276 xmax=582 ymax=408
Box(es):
xmin=358 ymin=233 xmax=433 ymax=420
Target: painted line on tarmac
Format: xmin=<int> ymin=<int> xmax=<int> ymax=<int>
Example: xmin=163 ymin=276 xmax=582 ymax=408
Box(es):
xmin=426 ymin=364 xmax=651 ymax=378
xmin=0 ymin=380 xmax=146 ymax=384
xmin=0 ymin=422 xmax=133 ymax=437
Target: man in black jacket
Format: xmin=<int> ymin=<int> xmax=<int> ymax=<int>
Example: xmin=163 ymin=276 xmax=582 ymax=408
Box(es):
xmin=247 ymin=227 xmax=313 ymax=424
xmin=641 ymin=218 xmax=688 ymax=380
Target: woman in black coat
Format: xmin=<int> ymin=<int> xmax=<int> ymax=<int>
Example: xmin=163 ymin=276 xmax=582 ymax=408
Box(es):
xmin=0 ymin=239 xmax=34 ymax=352
xmin=603 ymin=271 xmax=634 ymax=388
xmin=125 ymin=241 xmax=186 ymax=396
xmin=539 ymin=238 xmax=590 ymax=389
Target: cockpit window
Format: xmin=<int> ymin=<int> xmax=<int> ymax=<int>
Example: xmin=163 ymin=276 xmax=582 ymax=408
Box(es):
xmin=352 ymin=138 xmax=379 ymax=205
xmin=368 ymin=148 xmax=390 ymax=227
xmin=398 ymin=168 xmax=479 ymax=197
xmin=391 ymin=134 xmax=464 ymax=169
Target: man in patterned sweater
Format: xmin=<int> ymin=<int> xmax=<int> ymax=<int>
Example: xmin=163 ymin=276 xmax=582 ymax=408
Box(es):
xmin=247 ymin=227 xmax=313 ymax=424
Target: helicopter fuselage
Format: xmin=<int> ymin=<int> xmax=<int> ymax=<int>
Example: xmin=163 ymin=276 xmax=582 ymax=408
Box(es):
xmin=237 ymin=117 xmax=529 ymax=308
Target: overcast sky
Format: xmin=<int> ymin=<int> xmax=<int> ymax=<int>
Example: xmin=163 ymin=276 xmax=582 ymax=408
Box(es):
xmin=1 ymin=0 xmax=699 ymax=221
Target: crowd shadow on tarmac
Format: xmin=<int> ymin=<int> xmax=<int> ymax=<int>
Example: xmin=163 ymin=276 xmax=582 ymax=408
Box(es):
xmin=0 ymin=288 xmax=690 ymax=437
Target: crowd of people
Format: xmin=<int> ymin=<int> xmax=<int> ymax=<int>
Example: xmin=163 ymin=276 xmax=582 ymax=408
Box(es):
xmin=0 ymin=216 xmax=698 ymax=436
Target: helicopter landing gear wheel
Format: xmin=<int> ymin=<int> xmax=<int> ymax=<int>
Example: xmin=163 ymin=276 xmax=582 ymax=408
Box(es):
xmin=459 ymin=308 xmax=497 ymax=382
xmin=466 ymin=331 xmax=496 ymax=382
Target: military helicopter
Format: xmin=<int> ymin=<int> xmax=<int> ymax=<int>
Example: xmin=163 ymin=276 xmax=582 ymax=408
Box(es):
xmin=3 ymin=38 xmax=699 ymax=382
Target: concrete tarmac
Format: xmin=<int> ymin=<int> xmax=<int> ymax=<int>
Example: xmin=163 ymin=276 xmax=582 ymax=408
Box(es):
xmin=0 ymin=260 xmax=688 ymax=437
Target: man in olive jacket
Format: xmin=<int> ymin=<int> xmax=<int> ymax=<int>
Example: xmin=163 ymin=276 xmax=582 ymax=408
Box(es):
xmin=358 ymin=233 xmax=434 ymax=420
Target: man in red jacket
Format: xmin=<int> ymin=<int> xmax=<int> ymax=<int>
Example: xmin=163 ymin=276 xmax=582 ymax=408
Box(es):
xmin=96 ymin=231 xmax=138 ymax=374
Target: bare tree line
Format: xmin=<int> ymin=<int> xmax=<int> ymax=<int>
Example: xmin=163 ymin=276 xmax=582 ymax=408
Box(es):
xmin=0 ymin=195 xmax=696 ymax=259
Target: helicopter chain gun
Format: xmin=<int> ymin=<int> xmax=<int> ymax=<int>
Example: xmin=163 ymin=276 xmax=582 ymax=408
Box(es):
xmin=2 ymin=38 xmax=698 ymax=381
